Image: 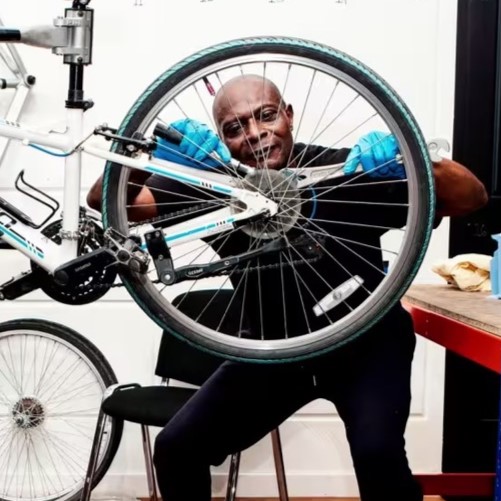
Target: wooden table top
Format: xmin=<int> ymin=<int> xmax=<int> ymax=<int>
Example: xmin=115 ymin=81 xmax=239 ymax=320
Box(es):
xmin=403 ymin=283 xmax=501 ymax=337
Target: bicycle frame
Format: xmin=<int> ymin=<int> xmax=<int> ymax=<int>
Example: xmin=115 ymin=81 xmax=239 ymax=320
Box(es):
xmin=0 ymin=0 xmax=350 ymax=280
xmin=0 ymin=116 xmax=280 ymax=273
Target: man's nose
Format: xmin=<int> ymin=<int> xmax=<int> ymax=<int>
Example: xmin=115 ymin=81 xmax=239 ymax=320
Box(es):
xmin=247 ymin=119 xmax=266 ymax=142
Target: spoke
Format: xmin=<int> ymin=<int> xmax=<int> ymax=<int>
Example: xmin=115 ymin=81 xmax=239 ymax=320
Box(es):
xmin=26 ymin=431 xmax=57 ymax=496
xmin=47 ymin=407 xmax=101 ymax=417
xmin=282 ymin=242 xmax=312 ymax=334
xmin=128 ymin=184 xmax=227 ymax=207
xmin=215 ymin=71 xmax=261 ymax=169
xmin=285 ymin=69 xmax=317 ymax=168
xmin=306 ymin=216 xmax=404 ymax=233
xmin=45 ymin=384 xmax=101 ymax=413
xmin=37 ymin=427 xmax=86 ymax=481
xmin=193 ymin=79 xmax=218 ymax=131
xmin=296 ymin=79 xmax=341 ymax=171
xmin=283 ymin=112 xmax=378 ymax=193
xmin=279 ymin=196 xmax=409 ymax=208
xmin=288 ymin=215 xmax=374 ymax=296
xmin=53 ymin=418 xmax=97 ymax=439
xmin=41 ymin=426 xmax=92 ymax=441
xmin=44 ymin=372 xmax=102 ymax=403
xmin=4 ymin=429 xmax=29 ymax=495
xmin=34 ymin=339 xmax=60 ymax=396
xmin=263 ymin=62 xmax=292 ymax=168
xmin=19 ymin=431 xmax=31 ymax=499
xmin=256 ymin=257 xmax=265 ymax=340
xmin=297 ymin=225 xmax=399 ymax=256
xmin=281 ymin=245 xmax=328 ymax=330
xmin=0 ymin=339 xmax=22 ymax=396
xmin=37 ymin=358 xmax=89 ymax=403
xmin=236 ymin=262 xmax=252 ymax=338
xmin=19 ymin=335 xmax=28 ymax=396
xmin=0 ymin=363 xmax=19 ymax=403
xmin=279 ymin=254 xmax=288 ymax=337
xmin=0 ymin=427 xmax=18 ymax=485
xmin=35 ymin=427 xmax=78 ymax=488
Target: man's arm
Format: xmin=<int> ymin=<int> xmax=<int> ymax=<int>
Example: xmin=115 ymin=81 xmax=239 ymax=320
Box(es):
xmin=342 ymin=131 xmax=488 ymax=218
xmin=433 ymin=158 xmax=488 ymax=217
xmin=87 ymin=171 xmax=157 ymax=222
xmin=87 ymin=117 xmax=231 ymax=222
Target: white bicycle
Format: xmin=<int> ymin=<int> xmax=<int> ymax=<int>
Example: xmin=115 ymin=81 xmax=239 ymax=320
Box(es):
xmin=0 ymin=0 xmax=436 ymax=364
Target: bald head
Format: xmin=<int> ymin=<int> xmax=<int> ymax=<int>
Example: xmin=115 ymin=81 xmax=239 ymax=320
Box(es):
xmin=212 ymin=75 xmax=294 ymax=169
xmin=210 ymin=74 xmax=294 ymax=170
xmin=212 ymin=75 xmax=284 ymax=131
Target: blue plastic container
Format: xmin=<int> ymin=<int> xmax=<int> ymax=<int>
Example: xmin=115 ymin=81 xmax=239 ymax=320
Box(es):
xmin=491 ymin=233 xmax=501 ymax=298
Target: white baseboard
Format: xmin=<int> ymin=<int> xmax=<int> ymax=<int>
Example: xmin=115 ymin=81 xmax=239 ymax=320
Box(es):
xmin=91 ymin=472 xmax=359 ymax=499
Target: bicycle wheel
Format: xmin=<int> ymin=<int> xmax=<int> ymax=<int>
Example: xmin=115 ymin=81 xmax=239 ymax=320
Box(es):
xmin=103 ymin=36 xmax=434 ymax=362
xmin=0 ymin=319 xmax=122 ymax=501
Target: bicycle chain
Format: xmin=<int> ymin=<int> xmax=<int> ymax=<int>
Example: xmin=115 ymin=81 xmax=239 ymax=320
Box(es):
xmin=108 ymin=202 xmax=322 ymax=287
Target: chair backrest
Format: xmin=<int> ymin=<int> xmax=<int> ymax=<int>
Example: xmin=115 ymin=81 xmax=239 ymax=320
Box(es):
xmin=155 ymin=289 xmax=242 ymax=386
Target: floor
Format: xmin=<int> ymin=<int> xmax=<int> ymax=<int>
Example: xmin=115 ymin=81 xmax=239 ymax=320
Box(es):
xmin=142 ymin=497 xmax=445 ymax=501
xmin=210 ymin=498 xmax=445 ymax=500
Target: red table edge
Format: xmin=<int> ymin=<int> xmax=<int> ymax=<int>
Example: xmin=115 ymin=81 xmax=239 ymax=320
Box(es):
xmin=403 ymin=300 xmax=501 ymax=374
xmin=415 ymin=473 xmax=495 ymax=496
xmin=403 ymin=300 xmax=500 ymax=496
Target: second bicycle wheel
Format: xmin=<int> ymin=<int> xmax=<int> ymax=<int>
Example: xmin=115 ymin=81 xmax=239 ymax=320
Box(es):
xmin=0 ymin=319 xmax=122 ymax=501
xmin=103 ymin=36 xmax=435 ymax=362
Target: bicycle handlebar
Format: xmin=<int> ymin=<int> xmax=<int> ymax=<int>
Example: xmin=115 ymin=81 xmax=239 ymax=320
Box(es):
xmin=153 ymin=123 xmax=183 ymax=145
xmin=152 ymin=122 xmax=254 ymax=175
xmin=0 ymin=29 xmax=21 ymax=43
xmin=0 ymin=26 xmax=69 ymax=50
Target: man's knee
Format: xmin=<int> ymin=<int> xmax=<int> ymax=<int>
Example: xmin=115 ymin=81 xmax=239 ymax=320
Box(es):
xmin=349 ymin=425 xmax=406 ymax=468
xmin=154 ymin=422 xmax=192 ymax=468
xmin=154 ymin=421 xmax=227 ymax=469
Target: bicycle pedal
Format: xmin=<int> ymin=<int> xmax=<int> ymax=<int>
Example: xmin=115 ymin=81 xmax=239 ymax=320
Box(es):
xmin=0 ymin=270 xmax=42 ymax=300
xmin=53 ymin=248 xmax=117 ymax=286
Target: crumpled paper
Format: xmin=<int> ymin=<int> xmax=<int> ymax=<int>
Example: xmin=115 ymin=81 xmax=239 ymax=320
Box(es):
xmin=432 ymin=253 xmax=492 ymax=292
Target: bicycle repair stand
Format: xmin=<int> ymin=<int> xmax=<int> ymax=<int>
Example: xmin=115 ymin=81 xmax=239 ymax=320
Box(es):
xmin=10 ymin=0 xmax=94 ymax=109
xmin=0 ymin=0 xmax=96 ymax=300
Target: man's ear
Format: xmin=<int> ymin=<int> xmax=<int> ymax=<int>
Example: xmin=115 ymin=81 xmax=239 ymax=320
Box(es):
xmin=285 ymin=103 xmax=294 ymax=125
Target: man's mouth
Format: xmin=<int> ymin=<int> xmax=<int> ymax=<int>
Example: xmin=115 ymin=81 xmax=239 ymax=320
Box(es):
xmin=250 ymin=145 xmax=277 ymax=162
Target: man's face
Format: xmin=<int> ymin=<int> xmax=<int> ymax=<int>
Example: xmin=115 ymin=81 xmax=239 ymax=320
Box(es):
xmin=213 ymin=79 xmax=294 ymax=170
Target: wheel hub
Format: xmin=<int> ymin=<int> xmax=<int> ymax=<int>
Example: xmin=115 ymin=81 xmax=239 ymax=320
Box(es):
xmin=234 ymin=169 xmax=302 ymax=239
xmin=12 ymin=396 xmax=45 ymax=429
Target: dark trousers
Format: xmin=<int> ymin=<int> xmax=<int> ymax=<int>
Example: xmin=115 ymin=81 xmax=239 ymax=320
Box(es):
xmin=154 ymin=308 xmax=423 ymax=501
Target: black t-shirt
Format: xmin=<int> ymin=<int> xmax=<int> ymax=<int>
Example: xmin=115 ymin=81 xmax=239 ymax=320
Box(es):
xmin=146 ymin=143 xmax=431 ymax=342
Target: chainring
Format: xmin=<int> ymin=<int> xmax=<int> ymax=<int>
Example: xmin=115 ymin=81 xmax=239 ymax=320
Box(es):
xmin=31 ymin=215 xmax=118 ymax=305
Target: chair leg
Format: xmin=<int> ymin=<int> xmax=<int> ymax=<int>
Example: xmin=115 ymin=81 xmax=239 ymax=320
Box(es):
xmin=141 ymin=424 xmax=159 ymax=501
xmin=80 ymin=408 xmax=108 ymax=501
xmin=225 ymin=451 xmax=241 ymax=501
xmin=270 ymin=428 xmax=289 ymax=501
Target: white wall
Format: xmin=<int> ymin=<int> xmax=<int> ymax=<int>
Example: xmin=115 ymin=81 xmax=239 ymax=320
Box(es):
xmin=0 ymin=0 xmax=457 ymax=497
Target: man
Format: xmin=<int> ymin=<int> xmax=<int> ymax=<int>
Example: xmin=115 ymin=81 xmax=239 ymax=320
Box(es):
xmin=88 ymin=75 xmax=487 ymax=500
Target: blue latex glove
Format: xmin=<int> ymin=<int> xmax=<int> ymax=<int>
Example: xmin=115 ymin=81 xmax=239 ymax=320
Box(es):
xmin=343 ymin=131 xmax=405 ymax=179
xmin=152 ymin=118 xmax=231 ymax=169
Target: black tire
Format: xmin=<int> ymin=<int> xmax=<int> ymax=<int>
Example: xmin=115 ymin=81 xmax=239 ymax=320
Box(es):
xmin=102 ymin=37 xmax=434 ymax=363
xmin=0 ymin=318 xmax=123 ymax=501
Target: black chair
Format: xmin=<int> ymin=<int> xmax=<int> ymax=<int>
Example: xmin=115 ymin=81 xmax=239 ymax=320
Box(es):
xmin=82 ymin=290 xmax=289 ymax=501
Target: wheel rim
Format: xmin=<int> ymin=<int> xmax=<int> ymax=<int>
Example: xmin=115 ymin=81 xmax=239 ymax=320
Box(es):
xmin=0 ymin=329 xmax=112 ymax=501
xmin=110 ymin=44 xmax=433 ymax=359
